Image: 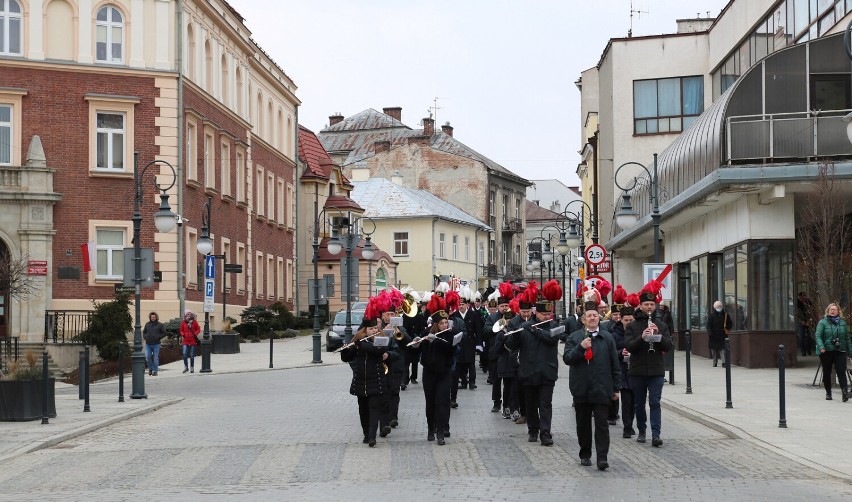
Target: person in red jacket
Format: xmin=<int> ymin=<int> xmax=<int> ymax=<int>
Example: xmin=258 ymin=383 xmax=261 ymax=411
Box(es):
xmin=179 ymin=310 xmax=201 ymax=373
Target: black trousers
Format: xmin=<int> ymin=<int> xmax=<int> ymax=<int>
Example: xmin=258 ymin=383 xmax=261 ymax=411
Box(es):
xmin=524 ymin=384 xmax=554 ymax=434
xmin=491 ymin=371 xmax=502 ymax=403
xmin=388 ymin=390 xmax=400 ymax=422
xmin=422 ymin=367 xmax=452 ymax=434
xmin=517 ymin=382 xmax=527 ymax=416
xmin=608 ymin=396 xmax=619 ymax=420
xmin=488 ymin=359 xmax=499 ymax=386
xmin=575 ymin=402 xmax=611 ymax=460
xmin=500 ymin=376 xmax=518 ymax=410
xmin=620 ymin=388 xmax=635 ymax=432
xmin=357 ymin=395 xmax=385 ymax=441
xmin=406 ymin=359 xmax=419 ymax=383
xmin=820 ymin=351 xmax=849 ymax=391
xmin=452 ymin=361 xmax=476 ymax=401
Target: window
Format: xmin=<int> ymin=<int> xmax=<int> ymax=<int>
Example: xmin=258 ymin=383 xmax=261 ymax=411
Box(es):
xmin=478 ymin=241 xmax=485 ymax=265
xmin=266 ymin=172 xmax=274 ymax=220
xmin=502 ymin=194 xmax=508 ymax=219
xmin=222 ymin=240 xmax=231 ymax=291
xmin=489 ymin=191 xmax=495 ymax=220
xmin=236 ymin=148 xmax=246 ymax=202
xmin=95 ymin=228 xmax=125 ymax=280
xmin=266 ymin=254 xmax=274 ymax=299
xmin=236 ymin=243 xmax=246 ymax=293
xmin=439 ymin=233 xmax=446 ymax=258
xmin=749 ymin=241 xmax=794 ymax=331
xmin=393 ymin=232 xmax=409 ymax=256
xmin=277 ymin=178 xmax=285 ymax=224
xmin=277 ymin=257 xmax=284 ymax=299
xmin=256 ymin=166 xmax=264 ymax=216
xmin=515 ymin=198 xmax=521 ymax=220
xmin=0 ymin=0 xmax=22 ymax=55
xmin=186 ymin=227 xmax=198 ymax=286
xmin=95 ymin=5 xmax=124 ymax=63
xmin=633 ymin=76 xmax=704 ymax=134
xmin=220 ymin=54 xmax=229 ymax=106
xmin=204 ymin=131 xmax=214 ymax=188
xmin=255 ymin=252 xmax=264 ymax=299
xmin=286 ymin=259 xmax=293 ymax=301
xmin=186 ymin=23 xmax=195 ymax=79
xmin=465 ymin=237 xmax=470 ymax=262
xmin=186 ymin=120 xmax=197 ymax=180
xmin=452 ymin=235 xmax=458 ymax=260
xmin=96 ymin=112 xmax=125 ymax=170
xmin=287 ymin=184 xmax=295 ymax=228
xmin=0 ymin=104 xmax=11 ymax=165
xmin=220 ymin=140 xmax=231 ymax=196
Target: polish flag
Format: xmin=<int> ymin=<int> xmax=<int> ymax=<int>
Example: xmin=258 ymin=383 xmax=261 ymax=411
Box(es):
xmin=81 ymin=241 xmax=95 ymax=273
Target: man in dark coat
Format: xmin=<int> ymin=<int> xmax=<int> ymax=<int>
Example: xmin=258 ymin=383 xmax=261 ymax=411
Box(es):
xmin=564 ymin=300 xmax=620 ymax=470
xmin=450 ymin=297 xmax=482 ymax=393
xmin=484 ymin=291 xmax=511 ymax=412
xmin=706 ymin=300 xmax=732 ymax=367
xmin=505 ymin=297 xmax=560 ymax=446
xmin=625 ymin=281 xmax=673 ymax=448
xmin=381 ymin=309 xmax=410 ymax=429
xmin=403 ymin=301 xmax=428 ymax=384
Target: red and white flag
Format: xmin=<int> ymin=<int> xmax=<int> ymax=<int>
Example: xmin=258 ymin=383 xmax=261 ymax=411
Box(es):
xmin=81 ymin=241 xmax=95 ymax=273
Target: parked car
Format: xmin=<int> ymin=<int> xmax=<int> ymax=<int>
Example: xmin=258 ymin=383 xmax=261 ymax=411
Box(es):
xmin=326 ymin=310 xmax=365 ymax=352
xmin=351 ymin=302 xmax=368 ymax=311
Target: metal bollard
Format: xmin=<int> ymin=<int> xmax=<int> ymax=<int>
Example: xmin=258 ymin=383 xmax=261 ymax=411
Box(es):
xmin=778 ymin=345 xmax=787 ymax=428
xmin=685 ymin=330 xmax=692 ymax=394
xmin=269 ymin=328 xmax=274 ymax=369
xmin=724 ymin=338 xmax=733 ymax=408
xmin=118 ymin=343 xmax=125 ymax=403
xmin=79 ymin=349 xmax=86 ymax=400
xmin=41 ymin=351 xmax=50 ymax=425
xmin=84 ymin=345 xmax=91 ymax=412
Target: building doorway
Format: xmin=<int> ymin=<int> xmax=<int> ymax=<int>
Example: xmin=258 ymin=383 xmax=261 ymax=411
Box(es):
xmin=0 ymin=239 xmax=9 ymax=337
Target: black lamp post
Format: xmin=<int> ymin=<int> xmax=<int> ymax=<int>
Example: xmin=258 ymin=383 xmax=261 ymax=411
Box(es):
xmin=131 ymin=152 xmax=177 ymax=399
xmin=196 ymin=196 xmax=214 ymax=373
xmin=526 ymin=237 xmax=545 ymax=284
xmin=326 ymin=214 xmax=376 ymax=345
xmin=615 ymin=153 xmax=661 ymax=263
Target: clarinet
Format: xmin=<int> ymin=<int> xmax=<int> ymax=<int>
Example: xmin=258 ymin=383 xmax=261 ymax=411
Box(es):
xmin=647 ymin=310 xmax=657 ymax=354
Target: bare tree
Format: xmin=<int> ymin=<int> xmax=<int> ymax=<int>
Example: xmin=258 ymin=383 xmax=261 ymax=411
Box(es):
xmin=797 ymin=161 xmax=852 ymax=313
xmin=0 ymin=252 xmax=39 ymax=301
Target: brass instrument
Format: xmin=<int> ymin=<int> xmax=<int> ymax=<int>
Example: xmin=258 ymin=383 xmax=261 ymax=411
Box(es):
xmin=400 ymin=293 xmax=418 ymax=317
xmin=492 ymin=318 xmax=509 ymax=333
xmin=393 ymin=325 xmax=406 ymax=341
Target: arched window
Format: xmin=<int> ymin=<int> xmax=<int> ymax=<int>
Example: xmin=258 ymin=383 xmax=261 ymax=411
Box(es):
xmin=204 ymin=39 xmax=212 ymax=91
xmin=375 ymin=268 xmax=387 ymax=296
xmin=235 ymin=67 xmax=243 ymax=115
xmin=287 ymin=116 xmax=293 ymax=154
xmin=220 ymin=53 xmax=228 ymax=106
xmin=256 ymin=93 xmax=263 ymax=134
xmin=277 ymin=109 xmax=283 ymax=149
xmin=186 ymin=23 xmax=195 ymax=79
xmin=267 ymin=101 xmax=273 ymax=143
xmin=96 ymin=5 xmax=124 ymax=63
xmin=1 ymin=0 xmax=23 ymax=56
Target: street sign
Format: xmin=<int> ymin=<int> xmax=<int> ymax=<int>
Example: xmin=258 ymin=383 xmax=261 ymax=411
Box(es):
xmin=340 ymin=257 xmax=359 ymax=301
xmin=203 ymin=277 xmax=215 ymax=312
xmin=642 ymin=263 xmax=673 ymax=301
xmin=114 ymin=284 xmax=135 ymax=295
xmin=223 ymin=264 xmax=243 ymax=273
xmin=308 ymin=278 xmax=328 ymax=306
xmin=593 ymin=260 xmax=611 ymax=273
xmin=585 ymin=244 xmax=607 ymax=265
xmin=122 ymin=248 xmax=154 ymax=287
xmin=204 ymin=255 xmax=216 ymax=279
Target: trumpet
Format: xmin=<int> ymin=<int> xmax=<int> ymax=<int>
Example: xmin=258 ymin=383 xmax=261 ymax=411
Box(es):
xmin=393 ymin=325 xmax=406 ymax=341
xmin=333 ymin=332 xmax=380 ymax=353
xmin=407 ymin=328 xmax=452 ymax=347
xmin=492 ymin=318 xmax=509 ymax=333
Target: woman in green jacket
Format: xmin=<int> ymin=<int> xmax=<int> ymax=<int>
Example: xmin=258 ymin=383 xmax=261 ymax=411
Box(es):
xmin=815 ymin=303 xmax=852 ymax=401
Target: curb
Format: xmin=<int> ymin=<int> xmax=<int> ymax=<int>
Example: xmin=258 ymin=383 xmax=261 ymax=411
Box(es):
xmin=662 ymin=399 xmax=851 ymax=481
xmin=0 ymin=397 xmax=183 ymax=463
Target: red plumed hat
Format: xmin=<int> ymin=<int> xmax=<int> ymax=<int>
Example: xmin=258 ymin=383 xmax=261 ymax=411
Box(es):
xmin=444 ymin=290 xmax=461 ymax=313
xmin=364 ymin=294 xmax=388 ymax=321
xmin=626 ymin=293 xmax=641 ymax=308
xmin=387 ymin=288 xmax=405 ymax=312
xmin=498 ymin=281 xmax=515 ymax=304
xmin=519 ymin=281 xmax=538 ymax=309
xmin=542 ymin=280 xmax=562 ymax=302
xmin=426 ymin=294 xmax=446 ymax=316
xmin=596 ymin=278 xmax=612 ymax=301
xmin=508 ymin=297 xmax=521 ymax=314
xmin=612 ymin=285 xmax=627 ymax=305
xmin=640 ymin=279 xmax=664 ymax=304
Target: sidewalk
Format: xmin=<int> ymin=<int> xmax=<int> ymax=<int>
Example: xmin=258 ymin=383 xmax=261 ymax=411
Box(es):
xmin=0 ymin=335 xmax=342 ymax=462
xmin=662 ymin=350 xmax=852 ymax=480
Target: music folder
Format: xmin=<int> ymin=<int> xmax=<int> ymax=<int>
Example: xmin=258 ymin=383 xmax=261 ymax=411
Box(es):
xmin=452 ymin=333 xmax=464 ymax=346
xmin=373 ymin=336 xmax=390 ymax=347
xmin=646 ymin=334 xmax=662 ymax=342
xmin=390 ymin=316 xmax=403 ymax=327
xmin=549 ymin=325 xmax=565 ymax=338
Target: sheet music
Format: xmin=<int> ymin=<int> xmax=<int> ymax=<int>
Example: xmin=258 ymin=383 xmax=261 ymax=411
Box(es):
xmin=373 ymin=336 xmax=390 ymax=347
xmin=452 ymin=333 xmax=464 ymax=346
xmin=549 ymin=325 xmax=565 ymax=338
xmin=646 ymin=334 xmax=662 ymax=342
xmin=390 ymin=316 xmax=403 ymax=327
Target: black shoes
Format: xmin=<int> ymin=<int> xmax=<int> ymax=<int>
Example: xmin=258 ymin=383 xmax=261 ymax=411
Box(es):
xmin=450 ymin=401 xmax=459 ymax=409
xmin=528 ymin=431 xmax=539 ymax=442
xmin=502 ymin=407 xmax=511 ymax=419
xmin=540 ymin=433 xmax=553 ymax=447
xmin=444 ymin=429 xmax=451 ymax=437
xmin=368 ymin=439 xmax=376 ymax=447
xmin=491 ymin=402 xmax=501 ymax=413
xmin=607 ymin=419 xmax=617 ymax=425
xmin=597 ymin=459 xmax=609 ymax=471
xmin=401 ymin=384 xmax=407 ymax=391
xmin=436 ymin=435 xmax=446 ymax=446
xmin=469 ymin=384 xmax=477 ymax=390
xmin=410 ymin=378 xmax=418 ymax=384
xmin=362 ymin=436 xmax=368 ymax=444
xmin=637 ymin=433 xmax=646 ymax=443
xmin=580 ymin=458 xmax=592 ymax=467
xmin=379 ymin=426 xmax=391 ymax=437
xmin=427 ymin=430 xmax=435 ymax=441
xmin=390 ymin=420 xmax=399 ymax=428
xmin=652 ymin=436 xmax=663 ymax=447
xmin=826 ymin=391 xmax=833 ymax=400
xmin=843 ymin=389 xmax=849 ymax=402
xmin=623 ymin=428 xmax=635 ymax=438
xmin=713 ymin=361 xmax=717 ymax=367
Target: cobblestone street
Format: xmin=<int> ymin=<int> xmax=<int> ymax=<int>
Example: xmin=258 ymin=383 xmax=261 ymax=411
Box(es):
xmin=1 ymin=362 xmax=850 ymax=501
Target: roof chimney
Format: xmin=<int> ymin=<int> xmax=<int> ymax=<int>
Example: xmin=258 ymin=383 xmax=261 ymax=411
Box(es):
xmin=383 ymin=107 xmax=402 ymax=122
xmin=422 ymin=117 xmax=435 ymax=136
xmin=329 ymin=112 xmax=344 ymax=126
xmin=441 ymin=122 xmax=454 ymax=137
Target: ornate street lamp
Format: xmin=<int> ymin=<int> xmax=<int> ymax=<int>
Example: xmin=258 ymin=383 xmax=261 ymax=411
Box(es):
xmin=615 ymin=154 xmax=661 ymax=263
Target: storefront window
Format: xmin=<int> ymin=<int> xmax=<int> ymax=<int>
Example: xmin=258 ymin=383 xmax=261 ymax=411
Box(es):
xmin=735 ymin=244 xmax=749 ymax=330
xmin=690 ymin=258 xmax=700 ymax=329
xmin=749 ymin=242 xmax=795 ymax=330
xmin=723 ymin=247 xmax=737 ymax=328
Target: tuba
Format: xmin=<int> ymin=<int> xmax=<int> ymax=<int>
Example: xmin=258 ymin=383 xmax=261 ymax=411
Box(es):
xmin=400 ymin=293 xmax=418 ymax=317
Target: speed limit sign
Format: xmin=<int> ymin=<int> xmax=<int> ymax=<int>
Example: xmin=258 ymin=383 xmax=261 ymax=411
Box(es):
xmin=584 ymin=244 xmax=607 ymax=265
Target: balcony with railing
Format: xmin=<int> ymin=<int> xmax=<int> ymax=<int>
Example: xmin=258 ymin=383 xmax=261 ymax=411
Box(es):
xmin=502 ymin=217 xmax=523 ymax=233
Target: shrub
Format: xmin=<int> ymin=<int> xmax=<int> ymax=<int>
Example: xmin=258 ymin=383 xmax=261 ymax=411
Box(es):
xmin=2 ymin=351 xmax=44 ymax=380
xmin=76 ymin=296 xmax=132 ymax=360
xmin=269 ymin=302 xmax=295 ymax=330
xmin=235 ymin=305 xmax=274 ymax=339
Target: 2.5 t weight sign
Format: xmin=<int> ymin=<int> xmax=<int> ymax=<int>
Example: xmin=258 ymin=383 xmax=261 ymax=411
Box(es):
xmin=584 ymin=244 xmax=607 ymax=265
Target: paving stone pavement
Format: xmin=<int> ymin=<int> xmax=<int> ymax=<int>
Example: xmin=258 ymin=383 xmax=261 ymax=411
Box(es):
xmin=1 ymin=355 xmax=851 ymax=501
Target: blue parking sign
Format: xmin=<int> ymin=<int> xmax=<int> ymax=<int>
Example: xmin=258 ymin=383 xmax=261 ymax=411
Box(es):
xmin=204 ymin=255 xmax=216 ymax=279
xmin=205 ymin=281 xmax=214 ymax=297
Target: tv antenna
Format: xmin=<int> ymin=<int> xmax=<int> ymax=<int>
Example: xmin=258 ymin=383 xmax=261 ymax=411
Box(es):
xmin=629 ymin=0 xmax=649 ymax=38
xmin=430 ymin=97 xmax=447 ymax=124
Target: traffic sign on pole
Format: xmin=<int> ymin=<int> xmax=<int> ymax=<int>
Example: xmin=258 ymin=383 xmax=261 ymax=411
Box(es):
xmin=585 ymin=244 xmax=607 ymax=265
xmin=203 ymin=278 xmax=215 ymax=312
xmin=204 ymin=255 xmax=216 ymax=279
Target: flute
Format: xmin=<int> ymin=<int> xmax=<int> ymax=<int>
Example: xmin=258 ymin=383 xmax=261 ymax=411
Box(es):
xmin=333 ymin=332 xmax=381 ymax=353
xmin=407 ymin=328 xmax=452 ymax=347
xmin=502 ymin=319 xmax=551 ymax=337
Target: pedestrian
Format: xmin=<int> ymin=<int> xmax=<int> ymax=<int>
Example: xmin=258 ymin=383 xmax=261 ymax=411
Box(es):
xmin=143 ymin=312 xmax=166 ymax=376
xmin=625 ymin=279 xmax=673 ymax=447
xmin=411 ymin=294 xmax=457 ymax=445
xmin=504 ymin=281 xmax=562 ymax=447
xmin=706 ymin=300 xmax=732 ymax=367
xmin=339 ymin=300 xmax=398 ymax=447
xmin=564 ymin=294 xmax=620 ymax=470
xmin=403 ymin=296 xmax=427 ymax=385
xmin=179 ymin=310 xmax=201 ymax=373
xmin=815 ymin=303 xmax=851 ymax=401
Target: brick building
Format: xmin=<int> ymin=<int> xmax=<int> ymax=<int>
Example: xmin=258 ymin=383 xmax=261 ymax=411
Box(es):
xmin=0 ymin=0 xmax=298 ymax=341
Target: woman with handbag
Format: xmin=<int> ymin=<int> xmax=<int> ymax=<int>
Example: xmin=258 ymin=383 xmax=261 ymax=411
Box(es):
xmin=815 ymin=303 xmax=851 ymax=401
xmin=179 ymin=310 xmax=201 ymax=373
xmin=706 ymin=301 xmax=732 ymax=367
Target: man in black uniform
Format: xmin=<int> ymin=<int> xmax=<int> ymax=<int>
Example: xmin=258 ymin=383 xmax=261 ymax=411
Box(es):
xmin=403 ymin=296 xmax=428 ymax=385
xmin=450 ymin=291 xmax=481 ymax=392
xmin=505 ymin=286 xmax=560 ymax=446
xmin=564 ymin=297 xmax=620 ymax=469
xmin=381 ymin=307 xmax=409 ymax=430
xmin=483 ymin=284 xmax=513 ymax=413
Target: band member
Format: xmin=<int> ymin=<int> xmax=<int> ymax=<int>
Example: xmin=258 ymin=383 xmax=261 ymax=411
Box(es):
xmin=625 ymin=279 xmax=673 ymax=447
xmin=491 ymin=295 xmax=519 ymax=418
xmin=563 ymin=294 xmax=620 ymax=470
xmin=450 ymin=288 xmax=481 ymax=393
xmin=410 ymin=294 xmax=457 ymax=445
xmin=618 ymin=293 xmax=639 ymax=438
xmin=381 ymin=293 xmax=410 ymax=430
xmin=340 ymin=298 xmax=400 ymax=447
xmin=606 ymin=285 xmax=628 ymax=425
xmin=403 ymin=294 xmax=428 ymax=385
xmin=484 ymin=283 xmax=513 ymax=410
xmin=505 ymin=281 xmax=561 ymax=446
xmin=506 ymin=285 xmax=532 ymax=424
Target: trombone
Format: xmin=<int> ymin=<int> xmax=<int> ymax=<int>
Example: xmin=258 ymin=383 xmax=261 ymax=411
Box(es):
xmin=407 ymin=328 xmax=452 ymax=347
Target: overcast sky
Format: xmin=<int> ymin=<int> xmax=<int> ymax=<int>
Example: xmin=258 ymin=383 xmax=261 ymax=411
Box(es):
xmin=233 ymin=0 xmax=730 ymax=187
